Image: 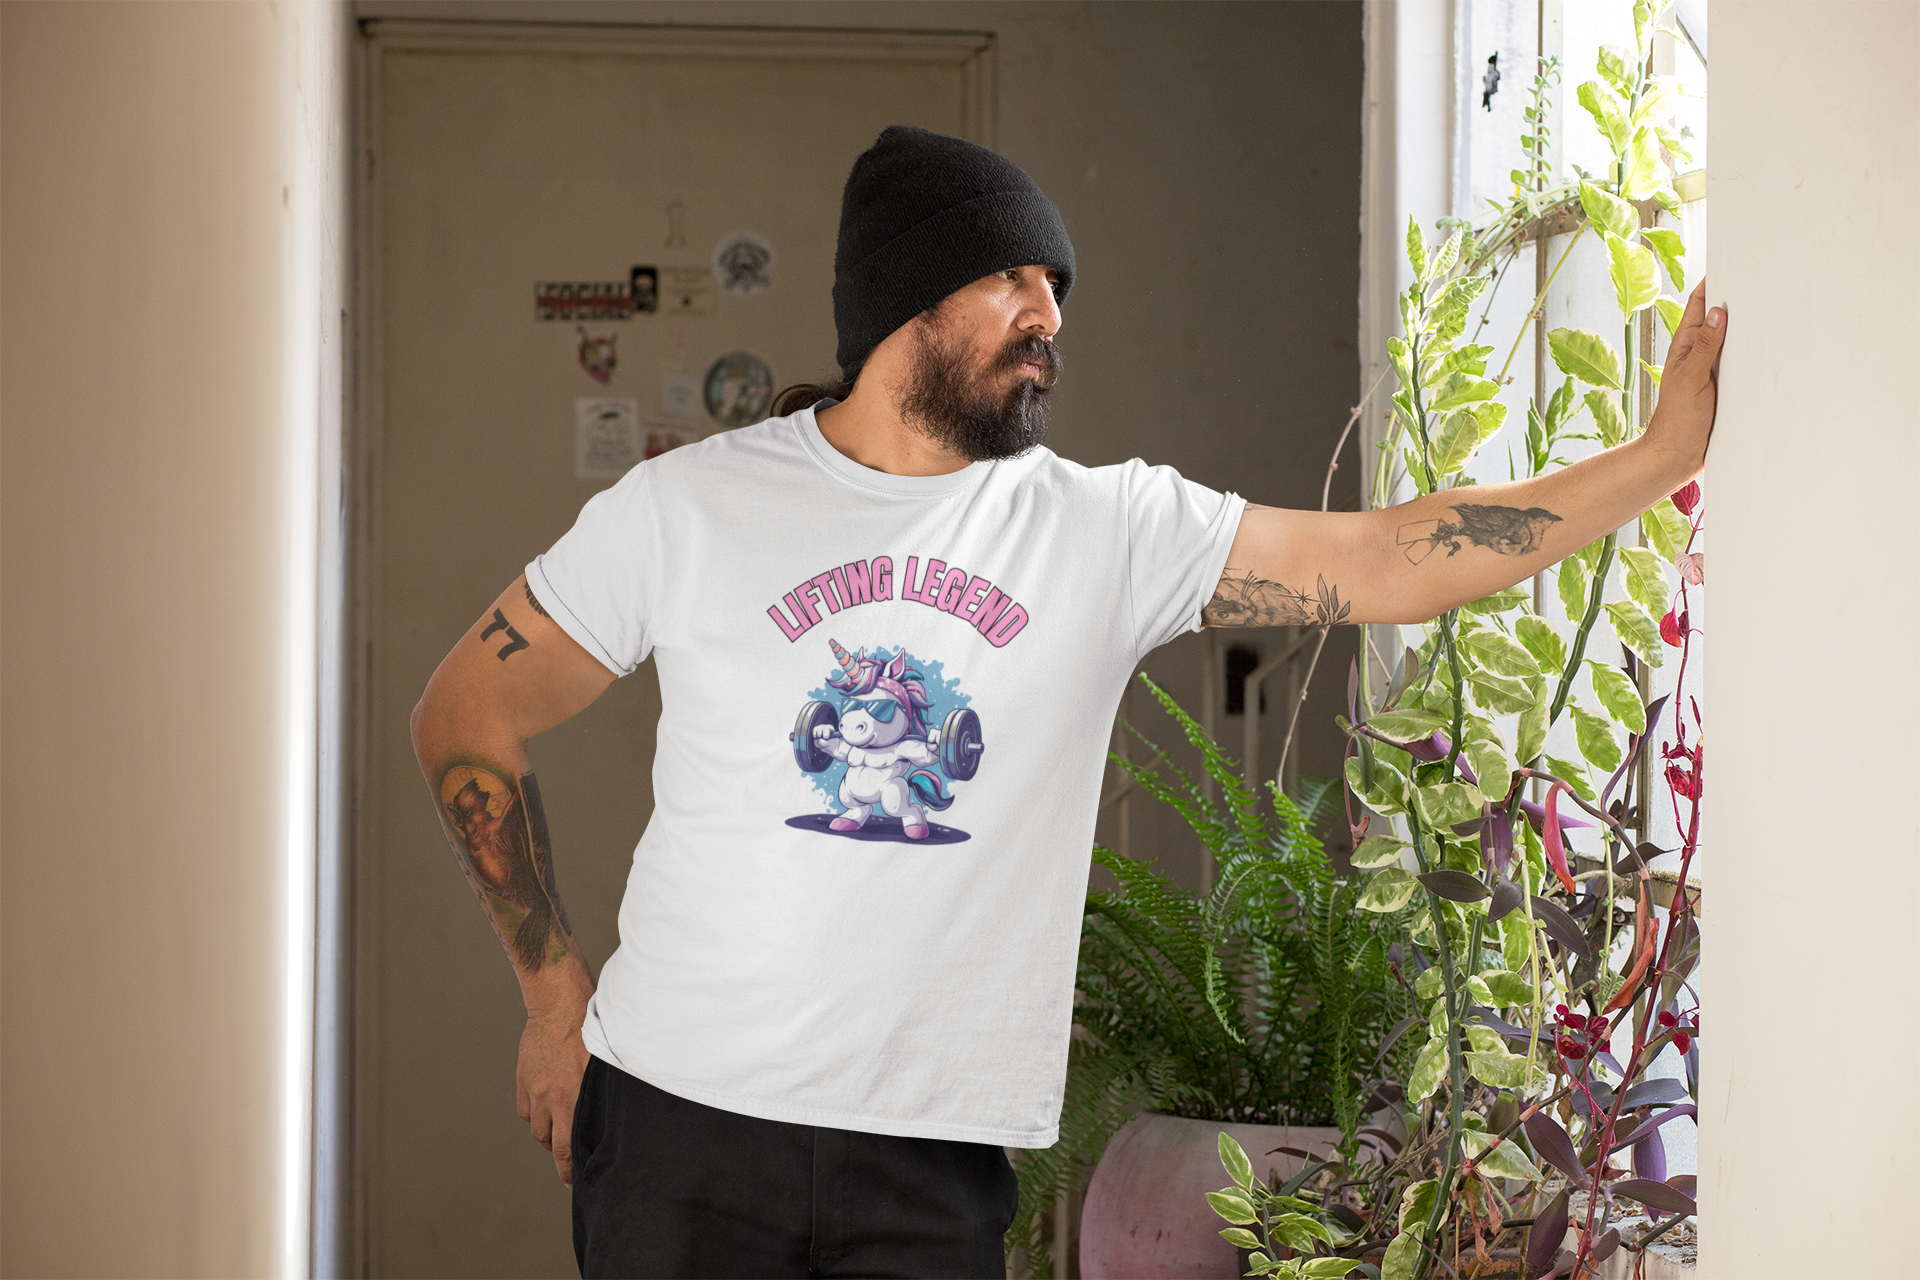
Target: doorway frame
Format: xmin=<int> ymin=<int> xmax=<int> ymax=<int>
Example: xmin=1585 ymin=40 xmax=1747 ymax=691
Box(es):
xmin=340 ymin=19 xmax=994 ymax=1276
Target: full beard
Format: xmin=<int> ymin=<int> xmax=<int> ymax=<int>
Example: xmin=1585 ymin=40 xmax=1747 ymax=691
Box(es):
xmin=899 ymin=320 xmax=1061 ymax=462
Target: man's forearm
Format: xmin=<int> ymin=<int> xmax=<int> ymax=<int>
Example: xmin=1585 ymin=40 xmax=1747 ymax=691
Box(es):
xmin=1379 ymin=434 xmax=1691 ymax=622
xmin=414 ymin=726 xmax=592 ymax=1009
xmin=1206 ymin=435 xmax=1693 ymax=630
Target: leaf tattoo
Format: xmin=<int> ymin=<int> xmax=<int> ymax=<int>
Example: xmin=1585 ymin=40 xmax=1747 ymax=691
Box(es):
xmin=1203 ymin=569 xmax=1353 ymax=628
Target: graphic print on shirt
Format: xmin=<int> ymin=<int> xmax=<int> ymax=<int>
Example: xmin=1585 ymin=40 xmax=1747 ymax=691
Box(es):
xmin=786 ymin=639 xmax=982 ymax=845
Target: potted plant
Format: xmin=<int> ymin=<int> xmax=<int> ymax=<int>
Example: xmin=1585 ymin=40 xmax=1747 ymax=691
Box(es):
xmin=1201 ymin=8 xmax=1706 ymax=1277
xmin=1006 ymin=680 xmax=1420 ymax=1279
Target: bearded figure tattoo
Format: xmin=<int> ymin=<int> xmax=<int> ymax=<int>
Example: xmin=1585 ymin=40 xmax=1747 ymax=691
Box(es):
xmin=439 ymin=765 xmax=572 ymax=971
xmin=1397 ymin=503 xmax=1562 ymax=564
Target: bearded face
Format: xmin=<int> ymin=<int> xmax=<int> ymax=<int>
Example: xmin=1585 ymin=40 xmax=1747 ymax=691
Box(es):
xmin=898 ymin=309 xmax=1062 ymax=462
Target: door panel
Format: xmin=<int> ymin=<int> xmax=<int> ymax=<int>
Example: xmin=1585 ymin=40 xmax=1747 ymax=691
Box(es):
xmin=359 ymin=23 xmax=991 ymax=1277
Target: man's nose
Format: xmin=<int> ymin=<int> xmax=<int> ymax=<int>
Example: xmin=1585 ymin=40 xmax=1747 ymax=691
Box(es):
xmin=1019 ymin=271 xmax=1061 ymax=338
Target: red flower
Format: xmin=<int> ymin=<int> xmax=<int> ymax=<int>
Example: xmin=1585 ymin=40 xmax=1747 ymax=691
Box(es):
xmin=1659 ymin=1011 xmax=1677 ymax=1028
xmin=1670 ymin=481 xmax=1701 ymax=516
xmin=1660 ymin=608 xmax=1688 ymax=647
xmin=1557 ymin=1037 xmax=1587 ymax=1060
xmin=1665 ymin=762 xmax=1701 ymax=800
xmin=1673 ymin=1031 xmax=1692 ymax=1054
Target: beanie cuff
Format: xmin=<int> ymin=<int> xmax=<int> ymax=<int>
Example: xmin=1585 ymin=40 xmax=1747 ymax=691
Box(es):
xmin=833 ymin=188 xmax=1075 ymax=370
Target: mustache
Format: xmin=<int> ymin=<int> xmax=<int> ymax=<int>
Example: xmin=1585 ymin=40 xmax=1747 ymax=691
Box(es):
xmin=991 ymin=333 xmax=1062 ymax=389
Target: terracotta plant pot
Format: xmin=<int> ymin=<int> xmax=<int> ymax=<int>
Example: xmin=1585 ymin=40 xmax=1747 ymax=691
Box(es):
xmin=1079 ymin=1111 xmax=1343 ymax=1279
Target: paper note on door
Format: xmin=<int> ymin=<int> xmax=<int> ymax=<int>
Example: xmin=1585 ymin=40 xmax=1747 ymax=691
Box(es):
xmin=660 ymin=370 xmax=702 ymax=419
xmin=575 ymin=397 xmax=643 ymax=480
xmin=658 ymin=267 xmax=715 ymax=318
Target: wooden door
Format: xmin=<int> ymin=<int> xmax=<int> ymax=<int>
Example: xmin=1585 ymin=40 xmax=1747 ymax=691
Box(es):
xmin=355 ymin=22 xmax=992 ymax=1277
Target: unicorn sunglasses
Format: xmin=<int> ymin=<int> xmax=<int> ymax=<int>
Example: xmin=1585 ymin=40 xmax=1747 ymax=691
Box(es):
xmin=843 ymin=695 xmax=901 ymax=723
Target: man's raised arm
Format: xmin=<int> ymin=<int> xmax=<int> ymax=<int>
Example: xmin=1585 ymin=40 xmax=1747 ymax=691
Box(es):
xmin=410 ymin=574 xmax=617 ymax=1187
xmin=1206 ymin=281 xmax=1726 ymax=628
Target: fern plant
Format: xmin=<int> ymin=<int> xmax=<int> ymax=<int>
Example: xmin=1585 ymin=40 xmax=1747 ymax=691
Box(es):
xmin=1009 ymin=675 xmax=1417 ymax=1275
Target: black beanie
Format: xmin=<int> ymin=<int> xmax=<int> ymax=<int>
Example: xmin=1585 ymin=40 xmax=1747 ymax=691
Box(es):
xmin=832 ymin=125 xmax=1076 ymax=371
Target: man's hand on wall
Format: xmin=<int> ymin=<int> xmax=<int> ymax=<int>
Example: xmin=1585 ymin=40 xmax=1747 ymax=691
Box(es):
xmin=1642 ymin=277 xmax=1728 ymax=483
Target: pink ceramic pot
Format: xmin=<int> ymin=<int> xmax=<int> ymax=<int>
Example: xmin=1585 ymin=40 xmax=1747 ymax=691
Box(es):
xmin=1079 ymin=1111 xmax=1342 ymax=1279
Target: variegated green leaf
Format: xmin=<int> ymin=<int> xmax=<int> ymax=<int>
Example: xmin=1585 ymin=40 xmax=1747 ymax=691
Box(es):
xmin=1515 ymin=616 xmax=1567 ymax=670
xmin=1346 ymin=755 xmax=1409 ymax=815
xmin=1642 ymin=497 xmax=1692 ymax=562
xmin=1585 ymin=388 xmax=1628 ymax=448
xmin=1579 ymin=179 xmax=1638 ymax=240
xmin=1469 ymin=670 xmax=1536 ymax=715
xmin=1366 ymin=708 xmax=1448 ymax=743
xmin=1207 ymin=1190 xmax=1259 ymax=1225
xmin=1655 ymin=296 xmax=1685 ymax=336
xmin=1462 ymin=630 xmax=1540 ymax=679
xmin=1417 ymin=781 xmax=1483 ymax=828
xmin=1352 ymin=834 xmax=1411 ymax=869
xmin=1604 ymin=230 xmax=1661 ymax=314
xmin=1218 ymin=1132 xmax=1256 ymax=1192
xmin=1618 ymin=545 xmax=1670 ymax=617
xmin=1381 ymin=1231 xmax=1423 ymax=1280
xmin=1464 ymin=737 xmax=1514 ymax=799
xmin=1549 ymin=327 xmax=1623 ymax=389
xmin=1586 ymin=659 xmax=1646 ymax=733
xmin=1605 ymin=599 xmax=1665 ymax=668
xmin=1622 ymin=125 xmax=1665 ymax=200
xmin=1429 ymin=373 xmax=1502 ymax=412
xmin=1408 ymin=1036 xmax=1448 ymax=1102
xmin=1461 ymin=585 xmax=1530 ymax=616
xmin=1578 ymin=80 xmax=1632 ymax=154
xmin=1357 ymin=866 xmax=1420 ymax=913
xmin=1571 ymin=703 xmax=1624 ymax=773
xmin=1557 ymin=556 xmax=1590 ymax=623
xmin=1642 ymin=227 xmax=1686 ymax=292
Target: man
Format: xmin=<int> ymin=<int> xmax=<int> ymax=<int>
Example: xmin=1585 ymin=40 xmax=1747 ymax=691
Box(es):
xmin=411 ymin=125 xmax=1725 ymax=1278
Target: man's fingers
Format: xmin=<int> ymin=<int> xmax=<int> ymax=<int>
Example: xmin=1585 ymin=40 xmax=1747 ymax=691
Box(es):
xmin=1666 ymin=279 xmax=1708 ymax=365
xmin=554 ymin=1139 xmax=573 ymax=1190
xmin=529 ymin=1094 xmax=555 ymax=1151
xmin=1680 ymin=277 xmax=1708 ymax=328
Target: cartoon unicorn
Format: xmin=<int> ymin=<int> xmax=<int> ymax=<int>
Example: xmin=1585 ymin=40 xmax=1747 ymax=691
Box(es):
xmin=812 ymin=638 xmax=957 ymax=839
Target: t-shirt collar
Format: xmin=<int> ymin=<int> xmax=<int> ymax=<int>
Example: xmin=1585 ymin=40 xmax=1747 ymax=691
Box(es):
xmin=795 ymin=401 xmax=994 ymax=498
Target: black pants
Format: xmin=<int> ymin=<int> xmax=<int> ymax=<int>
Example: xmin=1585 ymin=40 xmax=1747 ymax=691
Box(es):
xmin=571 ymin=1055 xmax=1019 ymax=1279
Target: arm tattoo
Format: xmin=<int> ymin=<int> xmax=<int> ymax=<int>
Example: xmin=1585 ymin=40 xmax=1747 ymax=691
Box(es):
xmin=1203 ymin=569 xmax=1353 ymax=628
xmin=479 ymin=608 xmax=529 ymax=660
xmin=439 ymin=764 xmax=574 ymax=972
xmin=1397 ymin=503 xmax=1562 ymax=564
xmin=523 ymin=583 xmax=550 ymax=619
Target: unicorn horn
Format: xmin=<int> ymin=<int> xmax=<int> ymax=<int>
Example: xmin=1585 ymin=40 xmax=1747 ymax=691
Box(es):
xmin=829 ymin=638 xmax=860 ymax=679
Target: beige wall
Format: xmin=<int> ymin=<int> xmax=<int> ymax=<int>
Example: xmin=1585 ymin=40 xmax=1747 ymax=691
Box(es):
xmin=0 ymin=2 xmax=347 ymax=1276
xmin=1703 ymin=3 xmax=1920 ymax=1276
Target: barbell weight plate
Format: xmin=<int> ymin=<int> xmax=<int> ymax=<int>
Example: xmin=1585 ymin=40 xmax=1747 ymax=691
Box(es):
xmin=792 ymin=699 xmax=839 ymax=773
xmin=940 ymin=707 xmax=984 ymax=782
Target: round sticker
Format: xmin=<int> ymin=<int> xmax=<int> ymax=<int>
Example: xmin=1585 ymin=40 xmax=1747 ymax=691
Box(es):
xmin=703 ymin=350 xmax=774 ymax=427
xmin=711 ymin=229 xmax=776 ymax=294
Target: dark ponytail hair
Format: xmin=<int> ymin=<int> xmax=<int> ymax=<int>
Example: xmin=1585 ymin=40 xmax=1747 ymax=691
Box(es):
xmin=770 ymin=360 xmax=864 ymax=419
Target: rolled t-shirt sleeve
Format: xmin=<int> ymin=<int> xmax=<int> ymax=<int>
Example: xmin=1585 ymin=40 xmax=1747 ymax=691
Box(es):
xmin=525 ymin=463 xmax=662 ymax=676
xmin=1124 ymin=459 xmax=1247 ymax=658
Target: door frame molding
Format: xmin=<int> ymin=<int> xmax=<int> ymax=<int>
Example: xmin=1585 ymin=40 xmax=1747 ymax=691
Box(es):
xmin=342 ymin=20 xmax=994 ymax=1276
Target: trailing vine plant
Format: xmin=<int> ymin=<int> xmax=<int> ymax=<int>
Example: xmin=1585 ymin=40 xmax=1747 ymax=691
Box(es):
xmin=1207 ymin=5 xmax=1705 ymax=1277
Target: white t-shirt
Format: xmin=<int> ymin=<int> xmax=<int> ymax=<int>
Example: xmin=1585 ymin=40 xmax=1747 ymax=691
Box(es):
xmin=528 ymin=404 xmax=1243 ymax=1147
